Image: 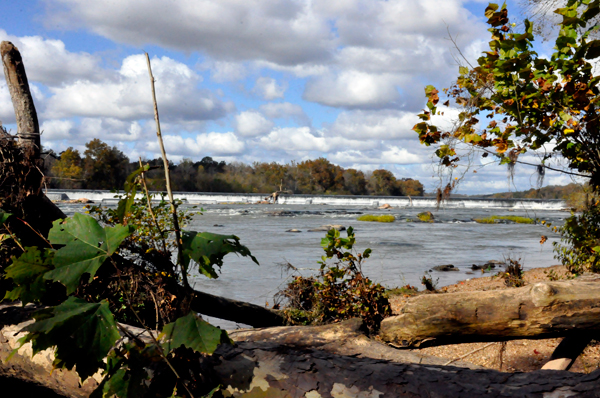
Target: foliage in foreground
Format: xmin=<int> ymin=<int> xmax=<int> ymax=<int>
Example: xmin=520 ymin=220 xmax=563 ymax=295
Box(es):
xmin=277 ymin=228 xmax=391 ymax=333
xmin=0 ymin=164 xmax=258 ymax=397
xmin=357 ymin=214 xmax=396 ymax=223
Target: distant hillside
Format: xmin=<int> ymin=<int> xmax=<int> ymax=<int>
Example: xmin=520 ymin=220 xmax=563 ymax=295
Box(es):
xmin=479 ymin=183 xmax=584 ymax=200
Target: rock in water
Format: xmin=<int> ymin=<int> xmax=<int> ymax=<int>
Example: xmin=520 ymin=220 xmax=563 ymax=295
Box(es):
xmin=433 ymin=264 xmax=459 ymax=272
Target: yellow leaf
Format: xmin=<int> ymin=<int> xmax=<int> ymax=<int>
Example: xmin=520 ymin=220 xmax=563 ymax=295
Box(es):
xmin=564 ymin=129 xmax=574 ymax=134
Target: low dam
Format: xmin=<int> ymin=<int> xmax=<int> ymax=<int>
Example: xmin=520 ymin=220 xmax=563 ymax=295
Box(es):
xmin=46 ymin=189 xmax=566 ymax=210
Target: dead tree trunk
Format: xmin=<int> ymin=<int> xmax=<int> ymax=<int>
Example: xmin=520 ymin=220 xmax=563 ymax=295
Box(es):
xmin=1 ymin=41 xmax=40 ymax=159
xmin=380 ymin=277 xmax=600 ymax=348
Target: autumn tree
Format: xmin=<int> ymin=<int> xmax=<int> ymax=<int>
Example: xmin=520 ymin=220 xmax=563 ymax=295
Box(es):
xmin=413 ymin=0 xmax=600 ymax=271
xmin=50 ymin=147 xmax=83 ymax=189
xmin=368 ymin=169 xmax=401 ymax=196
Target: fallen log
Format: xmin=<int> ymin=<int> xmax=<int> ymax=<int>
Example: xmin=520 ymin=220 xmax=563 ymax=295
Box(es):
xmin=191 ymin=289 xmax=285 ymax=327
xmin=2 ymin=304 xmax=600 ymax=398
xmin=380 ymin=276 xmax=600 ymax=348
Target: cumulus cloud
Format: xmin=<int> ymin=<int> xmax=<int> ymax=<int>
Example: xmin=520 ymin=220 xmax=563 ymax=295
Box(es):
xmin=329 ymin=146 xmax=422 ymax=165
xmin=234 ymin=111 xmax=274 ymax=137
xmin=253 ymin=77 xmax=286 ymax=100
xmin=303 ymin=71 xmax=401 ymax=109
xmin=143 ymin=132 xmax=245 ymax=157
xmin=258 ymin=127 xmax=375 ymax=153
xmin=328 ymin=110 xmax=418 ymax=140
xmin=0 ymin=29 xmax=103 ymax=86
xmin=40 ymin=119 xmax=74 ymax=140
xmin=44 ymin=54 xmax=231 ymax=122
xmin=45 ymin=0 xmax=334 ymax=65
xmin=259 ymin=102 xmax=311 ymax=126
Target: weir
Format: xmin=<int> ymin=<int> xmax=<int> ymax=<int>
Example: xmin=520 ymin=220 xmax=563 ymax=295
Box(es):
xmin=46 ymin=189 xmax=567 ymax=210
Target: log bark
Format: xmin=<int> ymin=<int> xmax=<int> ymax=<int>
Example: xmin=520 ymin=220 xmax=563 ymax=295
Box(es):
xmin=2 ymin=304 xmax=600 ymax=398
xmin=191 ymin=289 xmax=285 ymax=327
xmin=380 ymin=276 xmax=600 ymax=348
xmin=1 ymin=41 xmax=40 ymax=158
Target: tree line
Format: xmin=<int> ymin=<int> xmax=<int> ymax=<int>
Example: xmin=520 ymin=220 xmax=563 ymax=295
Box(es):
xmin=43 ymin=138 xmax=424 ymax=196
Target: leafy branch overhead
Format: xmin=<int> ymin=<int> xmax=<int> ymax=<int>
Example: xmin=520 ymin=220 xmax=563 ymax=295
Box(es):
xmin=414 ymin=0 xmax=600 ymax=188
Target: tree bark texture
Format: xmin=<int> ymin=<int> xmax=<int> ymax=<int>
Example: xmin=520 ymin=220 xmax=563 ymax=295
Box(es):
xmin=380 ymin=277 xmax=600 ymax=348
xmin=1 ymin=41 xmax=40 ymax=158
xmin=2 ymin=305 xmax=600 ymax=398
xmin=191 ymin=289 xmax=285 ymax=328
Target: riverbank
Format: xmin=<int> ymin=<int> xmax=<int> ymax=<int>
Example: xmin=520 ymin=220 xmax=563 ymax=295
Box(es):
xmin=389 ymin=265 xmax=600 ymax=373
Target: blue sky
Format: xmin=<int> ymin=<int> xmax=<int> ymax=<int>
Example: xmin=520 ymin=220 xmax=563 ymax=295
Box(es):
xmin=0 ymin=0 xmax=580 ymax=194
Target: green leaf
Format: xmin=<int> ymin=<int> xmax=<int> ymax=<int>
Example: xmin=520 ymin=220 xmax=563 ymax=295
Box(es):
xmin=459 ymin=66 xmax=469 ymax=75
xmin=45 ymin=213 xmax=133 ymax=294
xmin=0 ymin=209 xmax=12 ymax=225
xmin=181 ymin=231 xmax=258 ymax=279
xmin=20 ymin=297 xmax=120 ymax=381
xmin=115 ymin=165 xmax=150 ymax=224
xmin=3 ymin=247 xmax=54 ymax=304
xmin=161 ymin=312 xmax=229 ymax=354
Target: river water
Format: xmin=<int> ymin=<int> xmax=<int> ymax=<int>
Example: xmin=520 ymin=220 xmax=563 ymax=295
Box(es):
xmin=58 ymin=201 xmax=567 ymax=327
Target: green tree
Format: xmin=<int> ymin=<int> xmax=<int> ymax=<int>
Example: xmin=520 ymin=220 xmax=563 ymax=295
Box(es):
xmin=368 ymin=169 xmax=400 ymax=196
xmin=83 ymin=139 xmax=130 ymax=190
xmin=343 ymin=169 xmax=368 ymax=195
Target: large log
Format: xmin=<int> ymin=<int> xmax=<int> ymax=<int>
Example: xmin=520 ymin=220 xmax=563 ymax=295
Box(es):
xmin=380 ymin=276 xmax=600 ymax=348
xmin=191 ymin=289 xmax=285 ymax=327
xmin=2 ymin=304 xmax=600 ymax=398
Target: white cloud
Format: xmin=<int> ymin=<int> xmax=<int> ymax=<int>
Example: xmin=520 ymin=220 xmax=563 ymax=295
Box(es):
xmin=329 ymin=146 xmax=422 ymax=165
xmin=45 ymin=0 xmax=334 ymax=65
xmin=253 ymin=77 xmax=286 ymax=100
xmin=258 ymin=126 xmax=375 ymax=152
xmin=259 ymin=102 xmax=311 ymax=126
xmin=0 ymin=29 xmax=103 ymax=86
xmin=303 ymin=71 xmax=401 ymax=109
xmin=328 ymin=110 xmax=418 ymax=140
xmin=40 ymin=119 xmax=74 ymax=140
xmin=234 ymin=111 xmax=274 ymax=137
xmin=44 ymin=54 xmax=231 ymax=122
xmin=143 ymin=132 xmax=245 ymax=157
xmin=203 ymin=60 xmax=248 ymax=83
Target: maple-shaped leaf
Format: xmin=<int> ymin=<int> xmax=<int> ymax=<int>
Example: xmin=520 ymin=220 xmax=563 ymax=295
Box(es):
xmin=19 ymin=297 xmax=120 ymax=381
xmin=45 ymin=213 xmax=132 ymax=294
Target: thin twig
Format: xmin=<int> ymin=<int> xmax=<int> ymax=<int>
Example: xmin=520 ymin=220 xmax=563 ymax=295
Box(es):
xmin=145 ymin=52 xmax=189 ymax=290
xmin=4 ymin=225 xmax=24 ymax=252
xmin=138 ymin=157 xmax=167 ymax=254
xmin=15 ymin=216 xmax=53 ymax=248
xmin=443 ymin=342 xmax=496 ymax=366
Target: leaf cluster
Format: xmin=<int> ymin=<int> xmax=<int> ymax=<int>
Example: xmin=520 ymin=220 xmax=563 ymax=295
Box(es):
xmin=414 ymin=0 xmax=600 ymax=189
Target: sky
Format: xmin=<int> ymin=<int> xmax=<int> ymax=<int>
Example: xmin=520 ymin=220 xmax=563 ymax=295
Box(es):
xmin=0 ymin=0 xmax=581 ymax=195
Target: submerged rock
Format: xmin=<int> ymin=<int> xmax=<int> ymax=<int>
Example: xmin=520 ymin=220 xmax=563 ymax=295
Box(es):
xmin=433 ymin=264 xmax=458 ymax=272
xmin=307 ymin=224 xmax=346 ymax=232
xmin=286 ymin=229 xmax=302 ymax=233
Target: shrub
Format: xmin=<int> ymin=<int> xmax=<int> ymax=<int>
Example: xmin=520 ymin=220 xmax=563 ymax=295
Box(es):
xmin=277 ymin=227 xmax=391 ymax=333
xmin=357 ymin=214 xmax=395 ymax=222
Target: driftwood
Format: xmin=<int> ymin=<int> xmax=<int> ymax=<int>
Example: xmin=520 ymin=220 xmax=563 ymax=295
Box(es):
xmin=2 ymin=306 xmax=600 ymax=398
xmin=380 ymin=277 xmax=600 ymax=348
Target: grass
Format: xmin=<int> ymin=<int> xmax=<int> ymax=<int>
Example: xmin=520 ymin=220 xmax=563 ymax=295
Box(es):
xmin=357 ymin=214 xmax=396 ymax=222
xmin=474 ymin=215 xmax=534 ymax=224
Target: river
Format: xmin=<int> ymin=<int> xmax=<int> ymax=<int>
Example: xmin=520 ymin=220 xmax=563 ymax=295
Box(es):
xmin=58 ymin=198 xmax=567 ymax=328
